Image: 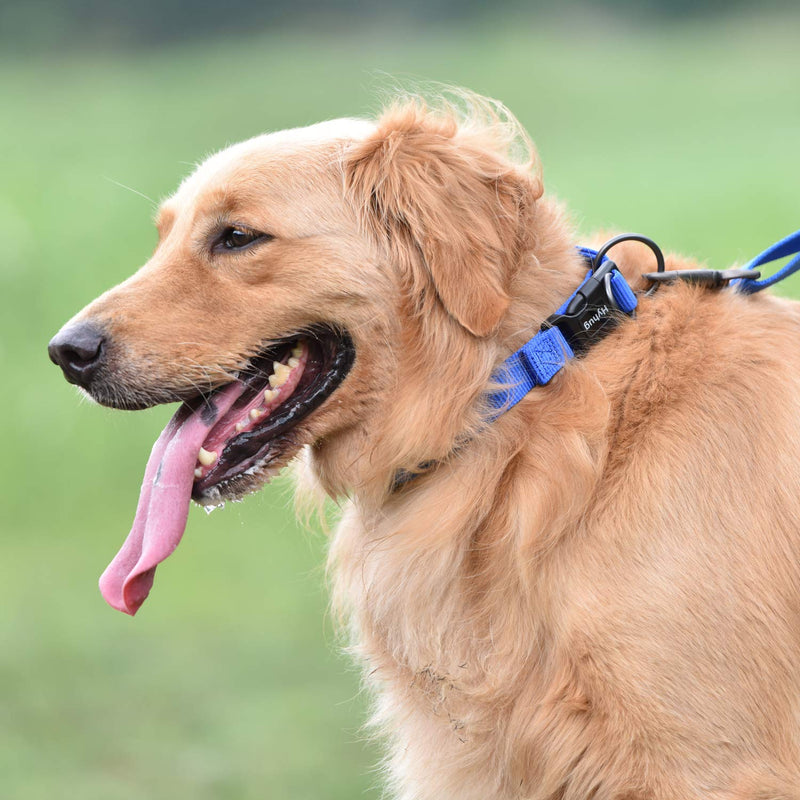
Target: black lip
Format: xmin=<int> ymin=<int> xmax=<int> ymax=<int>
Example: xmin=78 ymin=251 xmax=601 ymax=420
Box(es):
xmin=191 ymin=328 xmax=354 ymax=500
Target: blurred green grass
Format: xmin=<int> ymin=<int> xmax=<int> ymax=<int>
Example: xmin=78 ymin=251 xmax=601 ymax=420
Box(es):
xmin=2 ymin=16 xmax=799 ymax=799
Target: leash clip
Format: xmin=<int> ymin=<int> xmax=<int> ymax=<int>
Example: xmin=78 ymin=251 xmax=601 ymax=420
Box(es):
xmin=642 ymin=267 xmax=761 ymax=288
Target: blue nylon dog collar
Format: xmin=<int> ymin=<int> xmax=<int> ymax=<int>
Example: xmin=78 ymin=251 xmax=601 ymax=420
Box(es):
xmin=487 ymin=248 xmax=637 ymax=417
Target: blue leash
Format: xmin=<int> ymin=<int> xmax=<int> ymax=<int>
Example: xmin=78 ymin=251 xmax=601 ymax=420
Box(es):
xmin=736 ymin=228 xmax=800 ymax=294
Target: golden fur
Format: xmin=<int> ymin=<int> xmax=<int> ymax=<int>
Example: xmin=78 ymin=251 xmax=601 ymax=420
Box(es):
xmin=65 ymin=95 xmax=800 ymax=798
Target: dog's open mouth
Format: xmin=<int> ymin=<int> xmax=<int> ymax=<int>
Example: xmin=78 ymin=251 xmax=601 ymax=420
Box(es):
xmin=192 ymin=330 xmax=354 ymax=501
xmin=99 ymin=326 xmax=354 ymax=617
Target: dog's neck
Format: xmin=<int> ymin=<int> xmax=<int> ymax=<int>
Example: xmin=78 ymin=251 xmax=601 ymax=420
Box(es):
xmin=310 ymin=198 xmax=596 ymax=505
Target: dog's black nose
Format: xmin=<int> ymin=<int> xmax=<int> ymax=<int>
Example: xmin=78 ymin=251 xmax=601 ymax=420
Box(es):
xmin=48 ymin=322 xmax=106 ymax=388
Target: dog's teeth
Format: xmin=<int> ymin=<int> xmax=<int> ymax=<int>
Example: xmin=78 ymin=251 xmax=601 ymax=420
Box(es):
xmin=249 ymin=408 xmax=262 ymax=421
xmin=197 ymin=447 xmax=218 ymax=466
xmin=264 ymin=388 xmax=278 ymax=403
xmin=291 ymin=344 xmax=303 ymax=358
xmin=288 ymin=357 xmax=300 ymax=368
xmin=235 ymin=421 xmax=247 ymax=432
xmin=269 ymin=362 xmax=291 ymax=387
xmin=194 ymin=467 xmax=203 ymax=479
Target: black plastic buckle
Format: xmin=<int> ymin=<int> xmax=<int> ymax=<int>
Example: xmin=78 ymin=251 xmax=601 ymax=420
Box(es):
xmin=641 ymin=267 xmax=761 ymax=287
xmin=541 ymin=259 xmax=625 ymax=355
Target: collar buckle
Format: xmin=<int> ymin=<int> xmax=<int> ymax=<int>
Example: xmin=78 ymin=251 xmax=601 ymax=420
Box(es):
xmin=541 ymin=260 xmax=629 ymax=355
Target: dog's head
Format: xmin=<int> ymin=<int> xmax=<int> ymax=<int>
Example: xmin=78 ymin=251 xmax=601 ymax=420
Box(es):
xmin=49 ymin=97 xmax=546 ymax=613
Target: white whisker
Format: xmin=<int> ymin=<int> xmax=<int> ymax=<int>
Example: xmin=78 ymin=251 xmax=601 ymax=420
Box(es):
xmin=102 ymin=176 xmax=157 ymax=207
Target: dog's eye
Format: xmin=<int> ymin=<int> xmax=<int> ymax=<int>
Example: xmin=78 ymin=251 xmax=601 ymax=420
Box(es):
xmin=214 ymin=226 xmax=271 ymax=253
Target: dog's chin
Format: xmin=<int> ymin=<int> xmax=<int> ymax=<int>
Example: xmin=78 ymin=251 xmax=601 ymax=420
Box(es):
xmin=192 ymin=429 xmax=305 ymax=505
xmin=191 ymin=408 xmax=314 ymax=506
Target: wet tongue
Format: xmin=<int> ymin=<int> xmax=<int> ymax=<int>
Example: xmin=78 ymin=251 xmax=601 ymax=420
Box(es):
xmin=99 ymin=382 xmax=245 ymax=615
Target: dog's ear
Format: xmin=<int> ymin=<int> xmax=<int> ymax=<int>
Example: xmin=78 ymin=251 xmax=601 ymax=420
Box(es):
xmin=345 ymin=102 xmax=542 ymax=337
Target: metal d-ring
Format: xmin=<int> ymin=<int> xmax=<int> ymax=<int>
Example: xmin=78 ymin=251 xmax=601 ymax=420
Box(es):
xmin=592 ymin=233 xmax=666 ymax=297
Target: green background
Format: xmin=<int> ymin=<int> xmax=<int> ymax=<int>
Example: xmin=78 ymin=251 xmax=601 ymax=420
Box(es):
xmin=2 ymin=11 xmax=799 ymax=799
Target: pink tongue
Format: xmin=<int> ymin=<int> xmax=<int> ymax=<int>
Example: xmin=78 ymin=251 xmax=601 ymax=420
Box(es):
xmin=99 ymin=382 xmax=245 ymax=615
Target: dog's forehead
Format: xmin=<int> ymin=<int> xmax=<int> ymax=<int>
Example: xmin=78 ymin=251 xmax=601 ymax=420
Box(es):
xmin=173 ymin=117 xmax=376 ymax=206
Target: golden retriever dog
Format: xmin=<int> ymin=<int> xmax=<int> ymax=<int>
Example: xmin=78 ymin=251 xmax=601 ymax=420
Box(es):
xmin=49 ymin=93 xmax=800 ymax=799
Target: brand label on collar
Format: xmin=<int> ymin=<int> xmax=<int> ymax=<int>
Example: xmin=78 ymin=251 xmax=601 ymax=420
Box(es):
xmin=583 ymin=305 xmax=609 ymax=331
